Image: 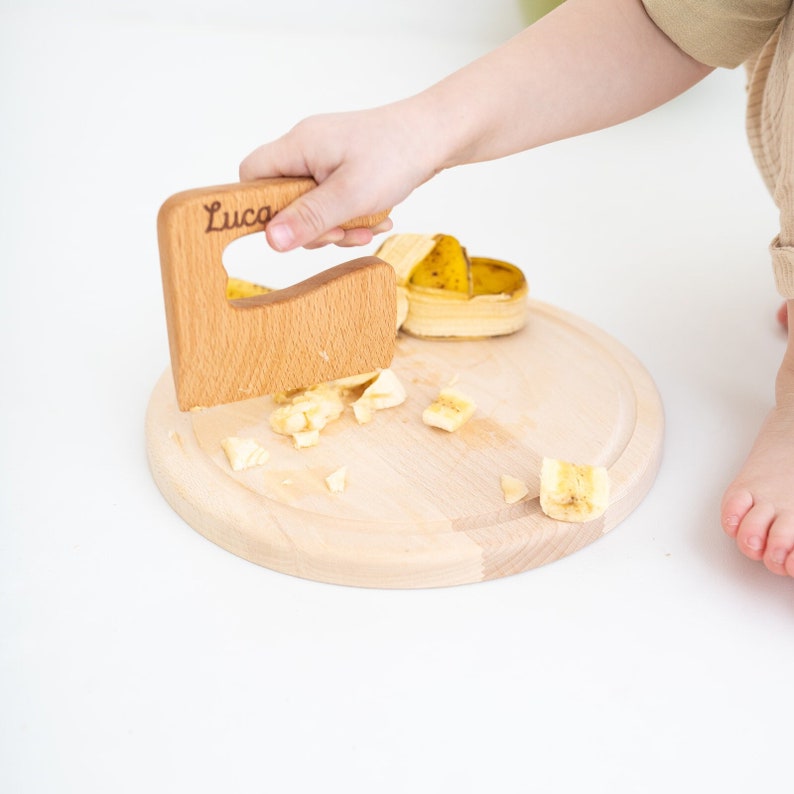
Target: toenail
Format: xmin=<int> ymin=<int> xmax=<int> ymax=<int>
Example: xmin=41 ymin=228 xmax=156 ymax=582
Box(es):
xmin=746 ymin=536 xmax=764 ymax=551
xmin=724 ymin=515 xmax=739 ymax=529
xmin=770 ymin=549 xmax=787 ymax=565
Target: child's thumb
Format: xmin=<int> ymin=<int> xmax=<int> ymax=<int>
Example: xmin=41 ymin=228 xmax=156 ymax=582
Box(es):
xmin=265 ymin=181 xmax=353 ymax=251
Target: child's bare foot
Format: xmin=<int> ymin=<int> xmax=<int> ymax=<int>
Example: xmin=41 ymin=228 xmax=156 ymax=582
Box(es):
xmin=721 ymin=311 xmax=794 ymax=576
xmin=779 ymin=302 xmax=789 ymax=330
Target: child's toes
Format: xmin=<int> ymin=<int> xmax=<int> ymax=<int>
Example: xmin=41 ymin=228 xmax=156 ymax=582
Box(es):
xmin=734 ymin=501 xmax=775 ymax=561
xmin=721 ymin=487 xmax=754 ymax=538
xmin=764 ymin=512 xmax=794 ymax=576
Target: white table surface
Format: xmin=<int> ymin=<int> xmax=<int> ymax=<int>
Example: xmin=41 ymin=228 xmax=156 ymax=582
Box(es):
xmin=2 ymin=4 xmax=792 ymax=793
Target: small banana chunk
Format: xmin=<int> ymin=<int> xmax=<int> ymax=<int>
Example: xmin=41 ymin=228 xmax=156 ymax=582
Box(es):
xmin=422 ymin=387 xmax=476 ymax=432
xmin=539 ymin=458 xmax=609 ymax=522
xmin=351 ymin=368 xmax=406 ymax=424
xmin=292 ymin=429 xmax=320 ymax=449
xmin=220 ymin=436 xmax=270 ymax=471
xmin=500 ymin=474 xmax=528 ymax=504
xmin=269 ymin=386 xmax=345 ymax=436
xmin=325 ymin=466 xmax=347 ymax=494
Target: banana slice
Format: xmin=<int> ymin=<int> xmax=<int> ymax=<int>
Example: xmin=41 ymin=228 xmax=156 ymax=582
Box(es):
xmin=422 ymin=387 xmax=476 ymax=432
xmin=539 ymin=458 xmax=609 ymax=522
xmin=500 ymin=474 xmax=529 ymax=504
xmin=220 ymin=436 xmax=270 ymax=471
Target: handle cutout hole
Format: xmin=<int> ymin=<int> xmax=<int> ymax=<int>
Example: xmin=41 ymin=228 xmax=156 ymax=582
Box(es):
xmin=222 ymin=233 xmax=353 ymax=303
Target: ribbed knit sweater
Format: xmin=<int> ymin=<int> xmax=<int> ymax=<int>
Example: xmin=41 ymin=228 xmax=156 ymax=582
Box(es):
xmin=643 ymin=0 xmax=794 ymax=297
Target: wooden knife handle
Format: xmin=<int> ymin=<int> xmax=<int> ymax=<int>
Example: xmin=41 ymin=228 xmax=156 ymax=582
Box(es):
xmin=160 ymin=176 xmax=388 ymax=249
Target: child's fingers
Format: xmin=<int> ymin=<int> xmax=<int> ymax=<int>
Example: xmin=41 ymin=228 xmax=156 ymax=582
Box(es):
xmin=302 ymin=218 xmax=393 ymax=250
xmin=238 ymin=137 xmax=307 ymax=183
xmin=264 ymin=173 xmax=385 ymax=251
xmin=302 ymin=228 xmax=347 ymax=249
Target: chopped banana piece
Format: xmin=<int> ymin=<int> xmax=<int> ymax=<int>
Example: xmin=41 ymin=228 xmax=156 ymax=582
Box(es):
xmin=539 ymin=458 xmax=610 ymax=522
xmin=292 ymin=429 xmax=320 ymax=449
xmin=269 ymin=403 xmax=311 ymax=435
xmin=351 ymin=368 xmax=406 ymax=424
xmin=325 ymin=466 xmax=347 ymax=494
xmin=220 ymin=436 xmax=270 ymax=471
xmin=422 ymin=387 xmax=476 ymax=432
xmin=269 ymin=387 xmax=344 ymax=436
xmin=500 ymin=475 xmax=529 ymax=504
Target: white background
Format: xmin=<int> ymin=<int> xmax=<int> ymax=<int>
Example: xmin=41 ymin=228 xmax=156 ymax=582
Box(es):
xmin=2 ymin=2 xmax=792 ymax=792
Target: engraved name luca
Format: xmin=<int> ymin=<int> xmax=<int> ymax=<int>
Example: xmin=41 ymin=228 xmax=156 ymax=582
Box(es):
xmin=204 ymin=201 xmax=273 ymax=233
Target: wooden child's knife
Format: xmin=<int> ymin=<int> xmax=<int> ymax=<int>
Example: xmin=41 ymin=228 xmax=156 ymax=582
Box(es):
xmin=157 ymin=177 xmax=396 ymax=411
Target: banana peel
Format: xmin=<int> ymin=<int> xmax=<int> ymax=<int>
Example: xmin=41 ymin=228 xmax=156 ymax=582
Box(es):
xmin=226 ymin=277 xmax=272 ymax=301
xmin=226 ymin=276 xmax=408 ymax=332
xmin=374 ymin=233 xmax=528 ymax=339
xmin=224 ymin=232 xmax=528 ymax=339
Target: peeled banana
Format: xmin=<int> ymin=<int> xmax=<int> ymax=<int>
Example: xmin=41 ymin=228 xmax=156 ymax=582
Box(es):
xmin=422 ymin=387 xmax=477 ymax=432
xmin=374 ymin=233 xmax=528 ymax=338
xmin=539 ymin=457 xmax=609 ymax=522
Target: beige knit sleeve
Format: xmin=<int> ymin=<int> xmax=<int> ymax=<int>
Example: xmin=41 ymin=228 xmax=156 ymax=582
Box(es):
xmin=641 ymin=0 xmax=792 ymax=68
xmin=746 ymin=12 xmax=794 ymax=298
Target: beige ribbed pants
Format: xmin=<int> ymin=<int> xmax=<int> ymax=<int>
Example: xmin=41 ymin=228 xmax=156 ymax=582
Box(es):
xmin=746 ymin=8 xmax=794 ymax=298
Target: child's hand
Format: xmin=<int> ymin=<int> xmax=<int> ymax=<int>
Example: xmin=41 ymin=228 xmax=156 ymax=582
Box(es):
xmin=239 ymin=103 xmax=440 ymax=252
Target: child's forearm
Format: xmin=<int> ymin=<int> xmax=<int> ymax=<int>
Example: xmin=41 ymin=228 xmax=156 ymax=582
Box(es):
xmin=408 ymin=0 xmax=713 ymax=169
xmin=239 ymin=0 xmax=715 ymax=250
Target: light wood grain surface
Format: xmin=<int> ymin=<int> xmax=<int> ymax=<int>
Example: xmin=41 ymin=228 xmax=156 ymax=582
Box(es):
xmin=146 ymin=298 xmax=664 ymax=587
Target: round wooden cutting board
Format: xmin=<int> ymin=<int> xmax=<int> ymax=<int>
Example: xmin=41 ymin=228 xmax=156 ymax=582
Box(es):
xmin=146 ymin=299 xmax=664 ymax=588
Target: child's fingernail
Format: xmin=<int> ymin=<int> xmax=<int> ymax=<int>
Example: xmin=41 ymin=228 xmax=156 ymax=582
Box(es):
xmin=268 ymin=222 xmax=295 ymax=251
